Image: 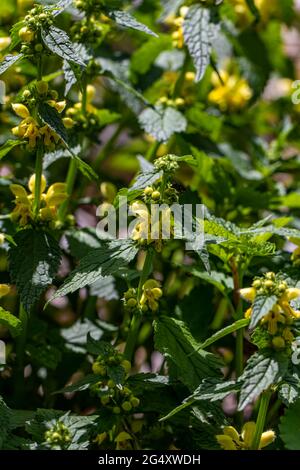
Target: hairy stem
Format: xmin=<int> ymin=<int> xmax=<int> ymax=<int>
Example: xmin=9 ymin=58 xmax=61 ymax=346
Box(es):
xmin=124 ymin=250 xmax=154 ymax=361
xmin=251 ymin=390 xmax=272 ymax=450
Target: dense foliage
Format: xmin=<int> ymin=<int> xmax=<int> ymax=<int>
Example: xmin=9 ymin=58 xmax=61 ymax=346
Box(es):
xmin=1 ymin=0 xmax=300 ymax=451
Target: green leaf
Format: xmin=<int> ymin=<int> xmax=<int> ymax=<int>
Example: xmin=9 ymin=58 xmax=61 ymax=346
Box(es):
xmin=0 ymin=396 xmax=12 ymax=449
xmin=154 ymin=316 xmax=222 ymax=391
xmin=0 ymin=139 xmax=25 ymax=160
xmin=0 ymin=54 xmax=23 ymax=75
xmin=0 ymin=307 xmax=22 ymax=338
xmin=200 ymin=319 xmax=249 ymax=350
xmin=139 ymin=105 xmax=187 ymax=142
xmin=183 ymin=5 xmax=212 ymax=82
xmin=51 ymin=0 xmax=74 ymax=16
xmin=131 ymin=35 xmax=172 ymax=75
xmin=192 ymin=378 xmax=239 ymax=402
xmin=107 ymin=365 xmax=126 ymax=385
xmin=50 ymin=240 xmax=138 ymax=300
xmin=41 ymin=26 xmax=86 ymax=67
xmin=108 ymin=10 xmax=158 ymax=37
xmin=86 ymin=336 xmax=115 ymax=356
xmin=9 ymin=229 xmax=61 ymax=313
xmin=278 ymin=374 xmax=300 ymax=406
xmin=27 ymin=343 xmax=62 ymax=370
xmin=9 ymin=22 xmax=24 ymax=50
xmin=66 ymin=228 xmax=101 ymax=259
xmin=250 ymin=294 xmax=278 ymax=329
xmin=187 ymin=268 xmax=233 ymax=294
xmin=279 ymin=399 xmax=300 ymax=449
xmin=238 ymin=351 xmax=288 ymax=410
xmin=72 ymin=155 xmax=98 ymax=181
xmin=245 ymin=0 xmax=260 ymax=22
xmin=38 ymin=102 xmax=68 ymax=145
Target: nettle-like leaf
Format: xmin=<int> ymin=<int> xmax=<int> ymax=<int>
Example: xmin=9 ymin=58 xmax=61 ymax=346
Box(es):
xmin=238 ymin=351 xmax=288 ymax=410
xmin=279 ymin=399 xmax=300 ymax=449
xmin=108 ymin=10 xmax=158 ymax=37
xmin=0 ymin=307 xmax=22 ymax=338
xmin=130 ymin=156 xmax=162 ymax=191
xmin=0 ymin=139 xmax=26 ymax=160
xmin=38 ymin=102 xmax=68 ymax=144
xmin=0 ymin=53 xmax=23 ymax=75
xmin=139 ymin=105 xmax=187 ymax=142
xmin=131 ymin=35 xmax=172 ymax=75
xmin=51 ymin=0 xmax=74 ymax=16
xmin=9 ymin=229 xmax=62 ymax=313
xmin=249 ymin=294 xmax=278 ymax=329
xmin=154 ymin=316 xmax=222 ymax=391
xmin=41 ymin=26 xmax=86 ymax=67
xmin=50 ymin=240 xmax=138 ymax=300
xmin=278 ymin=373 xmax=300 ymax=406
xmin=183 ymin=5 xmax=215 ymax=82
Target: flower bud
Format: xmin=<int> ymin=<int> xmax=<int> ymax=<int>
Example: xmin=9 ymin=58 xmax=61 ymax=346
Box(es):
xmin=18 ymin=27 xmax=34 ymax=43
xmin=100 ymin=182 xmax=117 ymax=203
xmin=0 ymin=37 xmax=11 ymax=52
xmin=0 ymin=284 xmax=10 ymax=298
xmin=121 ymin=360 xmax=131 ymax=373
xmin=122 ymin=401 xmax=132 ymax=412
xmin=259 ymin=430 xmax=275 ymax=449
xmin=12 ymin=103 xmax=30 ymax=118
xmin=152 ymin=190 xmax=161 ymax=201
xmin=62 ymin=117 xmax=75 ymax=129
xmin=144 ymin=186 xmax=154 ymax=196
xmin=92 ymin=362 xmax=106 ymax=376
xmin=28 ymin=174 xmax=47 ymax=194
xmin=272 ymin=336 xmax=285 ymax=349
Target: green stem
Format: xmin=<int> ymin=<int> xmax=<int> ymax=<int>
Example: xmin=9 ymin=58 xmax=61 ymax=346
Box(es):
xmin=124 ymin=250 xmax=154 ymax=361
xmin=58 ymin=158 xmax=78 ymax=221
xmin=251 ymin=390 xmax=272 ymax=450
xmin=33 ymin=141 xmax=44 ymax=217
xmin=81 ymin=79 xmax=88 ymax=116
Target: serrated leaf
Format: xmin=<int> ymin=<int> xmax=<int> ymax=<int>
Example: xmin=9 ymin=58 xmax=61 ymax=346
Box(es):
xmin=9 ymin=229 xmax=61 ymax=313
xmin=0 ymin=307 xmax=22 ymax=338
xmin=159 ymin=0 xmax=184 ymax=21
xmin=0 ymin=54 xmax=23 ymax=75
xmin=130 ymin=168 xmax=162 ymax=191
xmin=107 ymin=365 xmax=125 ymax=385
xmin=109 ymin=10 xmax=158 ymax=37
xmin=192 ymin=378 xmax=239 ymax=402
xmin=50 ymin=240 xmax=138 ymax=300
xmin=73 ymin=155 xmax=98 ymax=181
xmin=139 ymin=105 xmax=187 ymax=142
xmin=0 ymin=139 xmax=25 ymax=160
xmin=43 ymin=146 xmax=80 ymax=169
xmin=183 ymin=6 xmax=212 ymax=82
xmin=154 ymin=316 xmax=222 ymax=391
xmin=38 ymin=102 xmax=68 ymax=145
xmin=279 ymin=399 xmax=300 ymax=449
xmin=86 ymin=335 xmax=115 ymax=356
xmin=238 ymin=351 xmax=288 ymax=410
xmin=250 ymin=294 xmax=278 ymax=329
xmin=41 ymin=26 xmax=86 ymax=67
xmin=27 ymin=343 xmax=62 ymax=370
xmin=278 ymin=374 xmax=300 ymax=406
xmin=66 ymin=228 xmax=101 ymax=259
xmin=90 ymin=276 xmax=118 ymax=300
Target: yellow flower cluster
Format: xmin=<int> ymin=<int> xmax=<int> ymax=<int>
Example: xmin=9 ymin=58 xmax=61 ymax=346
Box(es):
xmin=216 ymin=422 xmax=275 ymax=450
xmin=165 ymin=6 xmax=189 ymax=49
xmin=130 ymin=201 xmax=173 ymax=252
xmin=11 ymin=95 xmax=66 ymax=150
xmin=65 ymin=85 xmax=97 ymax=128
xmin=209 ymin=69 xmax=252 ymax=112
xmin=10 ymin=174 xmax=68 ymax=226
xmin=240 ymin=273 xmax=300 ymax=349
xmin=140 ymin=279 xmax=162 ymax=312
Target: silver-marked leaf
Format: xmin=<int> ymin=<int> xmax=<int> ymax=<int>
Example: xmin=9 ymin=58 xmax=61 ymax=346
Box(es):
xmin=238 ymin=351 xmax=288 ymax=410
xmin=130 ymin=157 xmax=162 ymax=191
xmin=0 ymin=54 xmax=23 ymax=75
xmin=41 ymin=26 xmax=86 ymax=67
xmin=50 ymin=240 xmax=138 ymax=300
xmin=38 ymin=102 xmax=68 ymax=145
xmin=250 ymin=294 xmax=278 ymax=329
xmin=159 ymin=0 xmax=184 ymax=21
xmin=183 ymin=5 xmax=212 ymax=82
xmin=9 ymin=229 xmax=62 ymax=313
xmin=139 ymin=105 xmax=187 ymax=142
xmin=109 ymin=10 xmax=158 ymax=37
xmin=50 ymin=0 xmax=74 ymax=16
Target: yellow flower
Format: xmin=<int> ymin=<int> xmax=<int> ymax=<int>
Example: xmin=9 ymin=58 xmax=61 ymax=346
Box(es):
xmin=10 ymin=174 xmax=68 ymax=226
xmin=0 ymin=284 xmax=11 ymax=298
xmin=209 ymin=70 xmax=252 ymax=111
xmin=93 ymin=432 xmax=107 ymax=446
xmin=114 ymin=431 xmax=133 ymax=450
xmin=130 ymin=201 xmax=151 ymax=242
xmin=165 ymin=6 xmax=188 ymax=49
xmin=12 ymin=103 xmax=30 ymax=119
xmin=216 ymin=422 xmax=275 ymax=450
xmin=140 ymin=279 xmax=162 ymax=312
xmin=18 ymin=26 xmax=35 ymax=43
xmin=0 ymin=234 xmax=5 ymax=245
